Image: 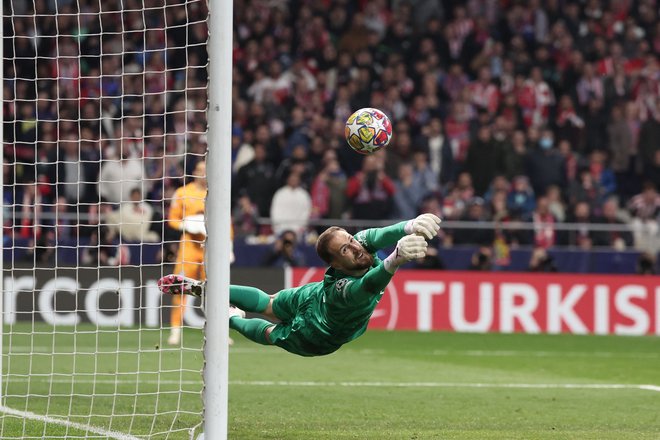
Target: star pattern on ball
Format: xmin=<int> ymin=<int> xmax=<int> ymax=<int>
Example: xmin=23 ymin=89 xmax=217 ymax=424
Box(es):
xmin=372 ymin=113 xmax=388 ymax=135
xmin=347 ymin=117 xmax=362 ymax=137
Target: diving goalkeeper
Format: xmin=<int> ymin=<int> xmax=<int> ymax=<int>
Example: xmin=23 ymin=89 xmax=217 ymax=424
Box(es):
xmin=158 ymin=214 xmax=441 ymax=356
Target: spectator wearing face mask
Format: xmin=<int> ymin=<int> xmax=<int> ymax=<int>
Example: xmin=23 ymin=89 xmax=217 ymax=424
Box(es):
xmin=526 ymin=129 xmax=567 ymax=196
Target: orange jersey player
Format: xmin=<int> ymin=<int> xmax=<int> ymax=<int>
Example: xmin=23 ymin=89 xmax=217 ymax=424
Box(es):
xmin=167 ymin=160 xmax=208 ymax=345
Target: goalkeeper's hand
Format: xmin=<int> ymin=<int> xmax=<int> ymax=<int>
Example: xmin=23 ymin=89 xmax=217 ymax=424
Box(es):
xmin=383 ymin=235 xmax=428 ymax=274
xmin=405 ymin=213 xmax=441 ymax=240
xmin=181 ymin=214 xmax=206 ymax=236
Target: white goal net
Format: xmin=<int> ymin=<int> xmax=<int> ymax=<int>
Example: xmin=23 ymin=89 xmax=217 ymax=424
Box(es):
xmin=2 ymin=1 xmax=209 ymax=438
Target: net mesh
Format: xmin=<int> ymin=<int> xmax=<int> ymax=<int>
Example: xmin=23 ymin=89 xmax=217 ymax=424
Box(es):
xmin=2 ymin=1 xmax=208 ymax=438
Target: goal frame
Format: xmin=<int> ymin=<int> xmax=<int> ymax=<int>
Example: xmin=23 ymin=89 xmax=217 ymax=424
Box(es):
xmin=0 ymin=2 xmax=4 ymax=409
xmin=204 ymin=0 xmax=233 ymax=438
xmin=1 ymin=1 xmax=232 ymax=437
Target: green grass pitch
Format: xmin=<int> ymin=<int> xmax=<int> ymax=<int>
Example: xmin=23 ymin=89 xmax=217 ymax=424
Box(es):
xmin=2 ymin=324 xmax=659 ymax=439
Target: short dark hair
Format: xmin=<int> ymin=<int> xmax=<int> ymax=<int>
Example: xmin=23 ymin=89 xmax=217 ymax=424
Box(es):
xmin=315 ymin=226 xmax=344 ymax=265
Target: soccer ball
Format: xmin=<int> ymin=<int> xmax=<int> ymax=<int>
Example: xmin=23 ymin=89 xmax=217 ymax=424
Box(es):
xmin=344 ymin=108 xmax=393 ymax=155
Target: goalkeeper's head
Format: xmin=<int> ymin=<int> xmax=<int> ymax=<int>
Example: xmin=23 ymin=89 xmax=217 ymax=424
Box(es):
xmin=316 ymin=227 xmax=374 ymax=275
xmin=193 ymin=160 xmax=207 ymax=187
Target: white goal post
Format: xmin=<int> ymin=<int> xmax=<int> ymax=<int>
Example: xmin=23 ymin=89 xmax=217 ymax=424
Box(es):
xmin=1 ymin=0 xmax=231 ymax=438
xmin=203 ymin=0 xmax=232 ymax=437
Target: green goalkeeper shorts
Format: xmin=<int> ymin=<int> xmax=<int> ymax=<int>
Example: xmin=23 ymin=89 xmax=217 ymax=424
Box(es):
xmin=269 ymin=287 xmax=342 ymax=357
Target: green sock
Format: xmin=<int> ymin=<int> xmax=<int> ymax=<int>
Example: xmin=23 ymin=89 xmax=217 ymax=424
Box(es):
xmin=229 ymin=317 xmax=272 ymax=345
xmin=230 ymin=285 xmax=271 ymax=313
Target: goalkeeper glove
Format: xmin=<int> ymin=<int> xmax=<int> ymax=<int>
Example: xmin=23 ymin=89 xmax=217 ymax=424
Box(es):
xmin=181 ymin=214 xmax=207 ymax=236
xmin=383 ymin=235 xmax=428 ymax=274
xmin=405 ymin=213 xmax=441 ymax=240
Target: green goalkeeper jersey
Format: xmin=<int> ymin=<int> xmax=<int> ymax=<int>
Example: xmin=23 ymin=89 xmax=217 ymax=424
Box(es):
xmin=270 ymin=222 xmax=407 ymax=356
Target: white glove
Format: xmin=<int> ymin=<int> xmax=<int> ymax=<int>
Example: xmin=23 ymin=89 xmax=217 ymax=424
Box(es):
xmin=405 ymin=213 xmax=441 ymax=240
xmin=383 ymin=235 xmax=428 ymax=274
xmin=182 ymin=214 xmax=207 ymax=236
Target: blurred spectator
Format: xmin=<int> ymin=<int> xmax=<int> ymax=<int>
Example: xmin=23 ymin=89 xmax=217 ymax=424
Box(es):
xmin=636 ymin=252 xmax=657 ymax=275
xmin=594 ymin=197 xmax=633 ymax=249
xmin=507 ymin=175 xmax=536 ymax=217
xmin=526 ymin=128 xmax=566 ymax=195
xmin=231 ymin=130 xmax=255 ymax=174
xmin=469 ymin=246 xmax=493 ymax=271
xmin=444 ymin=100 xmax=472 ymax=164
xmin=19 ymin=182 xmax=42 ymax=240
xmin=562 ymin=201 xmax=597 ymax=249
xmin=555 ymin=95 xmax=585 ymax=150
xmin=415 ymin=117 xmax=455 ymax=185
xmin=498 ymin=130 xmax=528 ymax=180
xmin=528 ymin=247 xmax=558 ymax=272
xmin=568 ymin=168 xmax=605 ymax=211
xmin=270 ymin=171 xmax=312 ymax=238
xmin=105 ymin=188 xmax=159 ymax=243
xmin=419 ymin=195 xmax=444 ymax=225
xmin=520 ymin=67 xmax=554 ymax=128
xmin=412 ymin=151 xmax=438 ymax=196
xmin=346 ymin=154 xmax=395 ymax=220
xmin=452 ymin=197 xmax=494 ymax=246
xmin=235 ymin=143 xmax=276 ymax=217
xmin=603 ymin=62 xmax=631 ymax=107
xmin=557 ymin=139 xmax=581 ymax=187
xmin=469 ymin=66 xmax=500 ymax=116
xmin=464 ymin=125 xmax=498 ymax=196
xmin=627 ymin=182 xmax=660 ymax=252
xmin=81 ymin=212 xmax=121 ymax=268
xmin=545 ymin=185 xmax=566 ymax=223
xmin=384 ymin=131 xmax=414 ymax=179
xmin=607 ymin=104 xmax=637 ymax=197
xmin=583 ymin=99 xmax=609 ymax=153
xmin=638 ymin=100 xmax=660 ymax=184
xmin=576 ymin=63 xmax=604 ymax=108
xmin=526 ymin=195 xmax=557 ymax=249
xmin=261 ymin=230 xmax=305 ymax=268
xmin=98 ymin=145 xmax=143 ymax=204
xmin=232 ymin=191 xmax=260 ymax=238
xmin=53 ymin=196 xmax=76 ymax=241
xmin=453 ymin=171 xmax=475 ymax=203
xmin=275 ymin=144 xmax=315 ymax=189
xmin=484 ymin=175 xmax=510 ymax=204
xmin=43 ymin=132 xmax=97 ymax=205
xmin=393 ymin=162 xmax=426 ymax=220
xmin=587 ymin=149 xmax=617 ymax=199
xmin=310 ymin=153 xmax=347 ymax=221
xmin=489 ymin=189 xmax=509 ymax=222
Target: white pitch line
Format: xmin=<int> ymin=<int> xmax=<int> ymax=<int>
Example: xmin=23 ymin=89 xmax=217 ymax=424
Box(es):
xmin=6 ymin=377 xmax=658 ymax=393
xmin=0 ymin=405 xmax=141 ymax=440
xmin=228 ymin=380 xmax=660 ymax=392
xmin=639 ymin=385 xmax=660 ymax=392
xmin=4 ymin=377 xmax=202 ymax=386
xmin=430 ymin=349 xmax=660 ymax=359
xmin=5 ymin=346 xmax=660 ymax=359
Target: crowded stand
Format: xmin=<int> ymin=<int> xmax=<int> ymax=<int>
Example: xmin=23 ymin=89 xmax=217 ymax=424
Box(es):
xmin=3 ymin=0 xmax=660 ymax=272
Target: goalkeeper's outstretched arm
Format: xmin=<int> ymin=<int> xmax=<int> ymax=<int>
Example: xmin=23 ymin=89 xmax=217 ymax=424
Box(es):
xmin=343 ymin=234 xmax=429 ymax=301
xmin=355 ymin=214 xmax=441 ymax=252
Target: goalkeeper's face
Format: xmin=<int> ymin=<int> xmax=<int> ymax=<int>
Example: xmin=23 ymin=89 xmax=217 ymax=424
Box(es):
xmin=328 ymin=230 xmax=374 ymax=273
